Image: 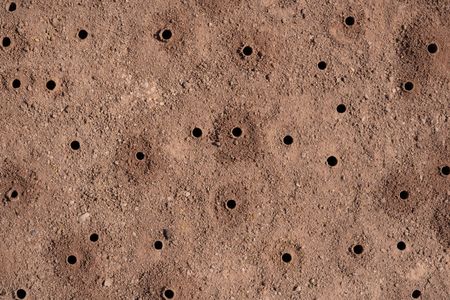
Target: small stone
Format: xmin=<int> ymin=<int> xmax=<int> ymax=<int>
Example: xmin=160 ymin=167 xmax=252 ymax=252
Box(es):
xmin=103 ymin=278 xmax=113 ymax=287
xmin=78 ymin=212 xmax=91 ymax=223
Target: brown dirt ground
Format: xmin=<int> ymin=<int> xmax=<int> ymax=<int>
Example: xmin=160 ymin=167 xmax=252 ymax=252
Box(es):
xmin=0 ymin=0 xmax=449 ymax=299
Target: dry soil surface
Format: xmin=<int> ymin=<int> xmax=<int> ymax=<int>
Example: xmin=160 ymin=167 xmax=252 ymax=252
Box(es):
xmin=0 ymin=0 xmax=449 ymax=299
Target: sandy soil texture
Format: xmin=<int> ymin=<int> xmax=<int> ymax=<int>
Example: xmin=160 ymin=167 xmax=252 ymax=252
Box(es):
xmin=1 ymin=0 xmax=449 ymax=299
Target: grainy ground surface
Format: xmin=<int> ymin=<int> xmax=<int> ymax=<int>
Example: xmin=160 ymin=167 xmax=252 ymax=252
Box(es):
xmin=0 ymin=0 xmax=449 ymax=299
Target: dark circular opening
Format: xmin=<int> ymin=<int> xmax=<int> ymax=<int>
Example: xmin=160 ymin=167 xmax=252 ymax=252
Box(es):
xmin=283 ymin=135 xmax=293 ymax=145
xmin=89 ymin=233 xmax=99 ymax=242
xmin=161 ymin=29 xmax=172 ymax=41
xmin=11 ymin=190 xmax=18 ymax=198
xmin=440 ymin=165 xmax=449 ymax=176
xmin=154 ymin=240 xmax=163 ymax=250
xmin=67 ymin=255 xmax=77 ymax=265
xmin=16 ymin=289 xmax=26 ymax=299
xmin=345 ymin=16 xmax=355 ymax=26
xmin=231 ymin=127 xmax=242 ymax=138
xmin=70 ymin=140 xmax=80 ymax=150
xmin=242 ymin=46 xmax=253 ymax=56
xmin=399 ymin=190 xmax=409 ymax=200
xmin=78 ymin=29 xmax=88 ymax=40
xmin=318 ymin=61 xmax=327 ymax=70
xmin=8 ymin=2 xmax=17 ymax=12
xmin=403 ymin=81 xmax=414 ymax=91
xmin=397 ymin=241 xmax=406 ymax=251
xmin=192 ymin=127 xmax=202 ymax=138
xmin=226 ymin=199 xmax=236 ymax=210
xmin=46 ymin=80 xmax=56 ymax=90
xmin=411 ymin=290 xmax=421 ymax=298
xmin=164 ymin=289 xmax=175 ymax=299
xmin=353 ymin=244 xmax=364 ymax=255
xmin=2 ymin=37 xmax=11 ymax=47
xmin=337 ymin=104 xmax=346 ymax=113
xmin=281 ymin=253 xmax=292 ymax=263
xmin=427 ymin=43 xmax=438 ymax=54
xmin=136 ymin=152 xmax=145 ymax=160
xmin=327 ymin=156 xmax=338 ymax=167
xmin=12 ymin=79 xmax=21 ymax=89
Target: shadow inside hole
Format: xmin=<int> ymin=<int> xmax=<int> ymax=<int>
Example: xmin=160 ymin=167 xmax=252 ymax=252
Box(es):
xmin=226 ymin=199 xmax=237 ymax=210
xmin=397 ymin=241 xmax=406 ymax=251
xmin=67 ymin=255 xmax=77 ymax=265
xmin=352 ymin=244 xmax=364 ymax=255
xmin=2 ymin=37 xmax=11 ymax=47
xmin=242 ymin=45 xmax=253 ymax=57
xmin=345 ymin=16 xmax=355 ymax=26
xmin=12 ymin=79 xmax=21 ymax=89
xmin=403 ymin=81 xmax=414 ymax=92
xmin=427 ymin=43 xmax=438 ymax=54
xmin=192 ymin=127 xmax=202 ymax=138
xmin=78 ymin=29 xmax=88 ymax=39
xmin=16 ymin=289 xmax=26 ymax=299
xmin=411 ymin=290 xmax=421 ymax=298
xmin=337 ymin=104 xmax=346 ymax=113
xmin=158 ymin=29 xmax=172 ymax=42
xmin=136 ymin=152 xmax=145 ymax=160
xmin=163 ymin=289 xmax=175 ymax=299
xmin=318 ymin=61 xmax=327 ymax=70
xmin=283 ymin=135 xmax=293 ymax=145
xmin=8 ymin=2 xmax=17 ymax=12
xmin=89 ymin=233 xmax=99 ymax=242
xmin=154 ymin=240 xmax=163 ymax=250
xmin=46 ymin=80 xmax=56 ymax=90
xmin=327 ymin=156 xmax=338 ymax=167
xmin=281 ymin=252 xmax=292 ymax=263
xmin=70 ymin=141 xmax=80 ymax=150
xmin=440 ymin=165 xmax=449 ymax=176
xmin=231 ymin=127 xmax=242 ymax=138
xmin=399 ymin=190 xmax=409 ymax=200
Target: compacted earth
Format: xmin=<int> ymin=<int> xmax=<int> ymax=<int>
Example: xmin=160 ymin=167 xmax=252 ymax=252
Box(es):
xmin=0 ymin=0 xmax=449 ymax=299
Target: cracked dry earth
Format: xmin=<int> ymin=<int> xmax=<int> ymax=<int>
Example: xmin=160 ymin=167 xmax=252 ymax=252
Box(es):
xmin=0 ymin=0 xmax=449 ymax=299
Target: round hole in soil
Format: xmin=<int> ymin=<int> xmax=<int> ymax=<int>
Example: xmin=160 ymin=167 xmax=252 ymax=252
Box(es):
xmin=327 ymin=156 xmax=338 ymax=167
xmin=345 ymin=16 xmax=355 ymax=26
xmin=78 ymin=29 xmax=88 ymax=40
xmin=440 ymin=165 xmax=449 ymax=176
xmin=67 ymin=255 xmax=77 ymax=265
xmin=16 ymin=289 xmax=26 ymax=299
xmin=403 ymin=81 xmax=414 ymax=92
xmin=160 ymin=29 xmax=172 ymax=41
xmin=231 ymin=127 xmax=243 ymax=138
xmin=399 ymin=190 xmax=409 ymax=200
xmin=8 ymin=2 xmax=17 ymax=12
xmin=242 ymin=46 xmax=253 ymax=56
xmin=318 ymin=61 xmax=327 ymax=70
xmin=90 ymin=233 xmax=99 ymax=242
xmin=10 ymin=190 xmax=18 ymax=199
xmin=163 ymin=289 xmax=175 ymax=299
xmin=337 ymin=104 xmax=346 ymax=113
xmin=46 ymin=80 xmax=56 ymax=90
xmin=397 ymin=241 xmax=406 ymax=251
xmin=192 ymin=127 xmax=202 ymax=138
xmin=70 ymin=141 xmax=80 ymax=150
xmin=283 ymin=135 xmax=293 ymax=145
xmin=411 ymin=290 xmax=421 ymax=298
xmin=226 ymin=199 xmax=237 ymax=210
xmin=427 ymin=43 xmax=438 ymax=54
xmin=136 ymin=152 xmax=145 ymax=160
xmin=154 ymin=240 xmax=163 ymax=250
xmin=353 ymin=244 xmax=364 ymax=255
xmin=281 ymin=253 xmax=292 ymax=263
xmin=2 ymin=37 xmax=11 ymax=47
xmin=12 ymin=79 xmax=21 ymax=89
